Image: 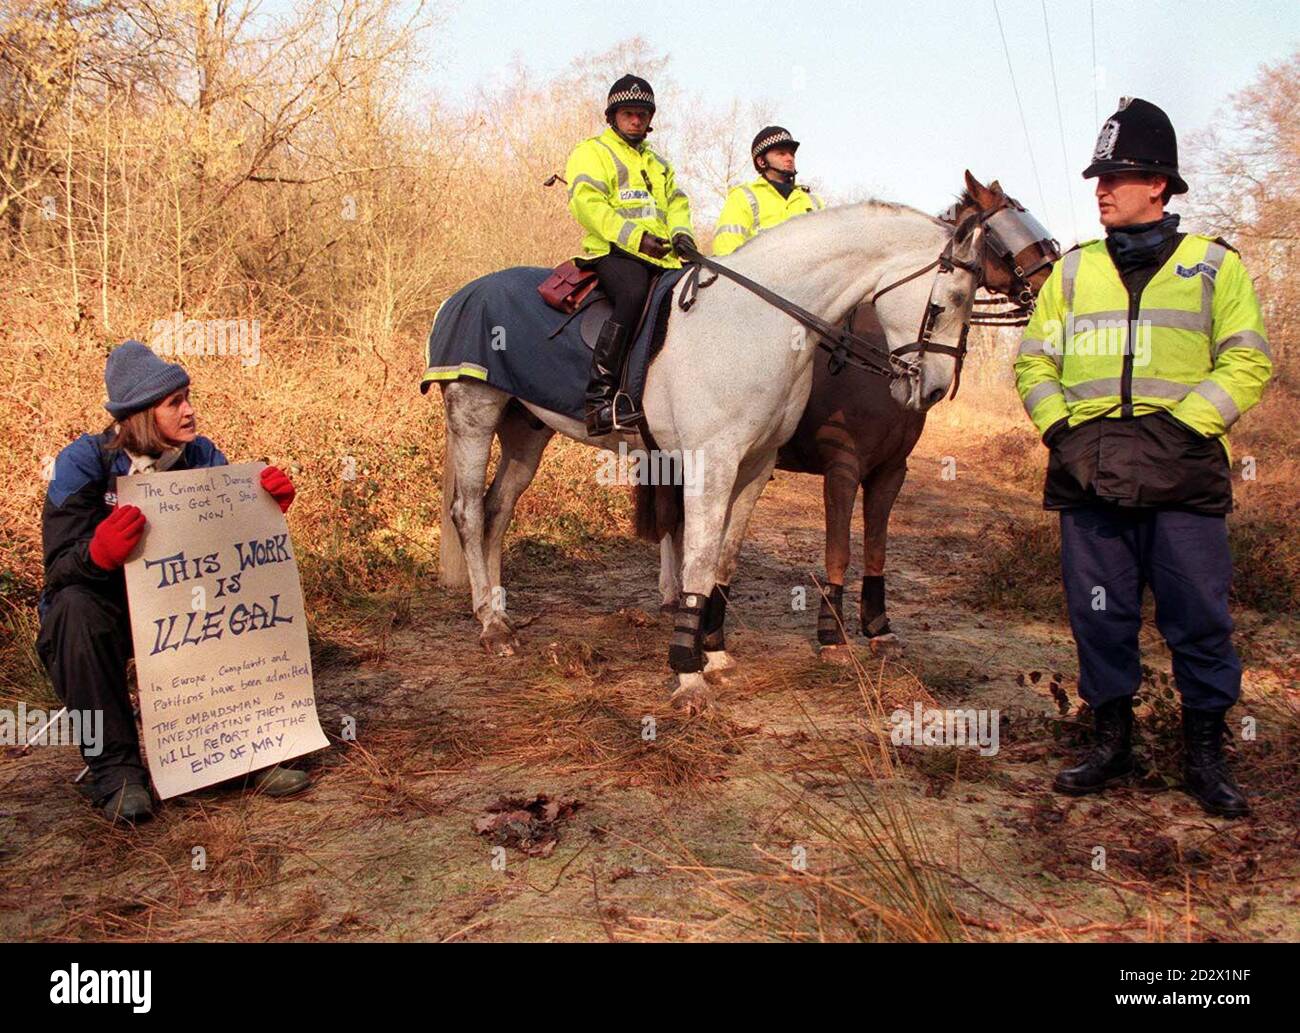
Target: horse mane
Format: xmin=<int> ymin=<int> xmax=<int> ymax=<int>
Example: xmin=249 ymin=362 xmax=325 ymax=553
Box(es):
xmin=714 ymin=197 xmax=948 ymax=265
xmin=859 ymin=198 xmax=947 ymax=228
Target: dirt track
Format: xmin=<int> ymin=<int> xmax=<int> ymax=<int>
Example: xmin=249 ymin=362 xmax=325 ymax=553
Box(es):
xmin=2 ymin=403 xmax=1296 ymax=941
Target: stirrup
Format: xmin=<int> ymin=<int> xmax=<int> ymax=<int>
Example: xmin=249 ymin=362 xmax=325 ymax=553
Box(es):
xmin=611 ymin=390 xmax=643 ymax=431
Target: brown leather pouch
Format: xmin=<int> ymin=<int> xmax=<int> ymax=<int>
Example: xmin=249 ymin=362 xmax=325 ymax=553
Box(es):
xmin=538 ymin=260 xmax=599 ymax=314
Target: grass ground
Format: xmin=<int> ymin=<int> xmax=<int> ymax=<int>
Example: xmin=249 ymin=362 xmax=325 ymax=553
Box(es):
xmin=2 ymin=392 xmax=1295 ymax=942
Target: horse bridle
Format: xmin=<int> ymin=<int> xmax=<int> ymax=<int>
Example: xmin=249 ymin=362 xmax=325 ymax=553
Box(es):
xmin=676 ymin=195 xmax=1059 ymax=398
xmin=865 ymin=207 xmax=988 ymax=399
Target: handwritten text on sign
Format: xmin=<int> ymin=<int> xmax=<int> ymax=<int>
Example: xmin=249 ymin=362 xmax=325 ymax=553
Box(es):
xmin=118 ymin=462 xmax=328 ymax=799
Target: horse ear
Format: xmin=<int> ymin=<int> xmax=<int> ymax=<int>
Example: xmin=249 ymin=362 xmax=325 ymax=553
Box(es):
xmin=964 ymin=170 xmax=995 ymax=207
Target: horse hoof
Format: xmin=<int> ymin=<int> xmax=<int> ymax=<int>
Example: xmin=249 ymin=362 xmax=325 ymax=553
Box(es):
xmin=703 ymin=665 xmax=737 ymax=686
xmin=659 ymin=601 xmax=678 ymax=617
xmin=480 ymin=620 xmax=518 ymax=656
xmin=818 ymin=643 xmax=855 ymax=666
xmin=669 ymin=675 xmax=713 ymax=715
xmin=481 ymin=634 xmax=517 ymax=657
xmin=703 ymin=649 xmax=736 ymax=678
xmin=867 ymin=633 xmax=904 ymax=657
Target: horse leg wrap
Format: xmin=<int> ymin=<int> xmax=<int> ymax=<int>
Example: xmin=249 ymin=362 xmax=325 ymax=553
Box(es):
xmin=668 ymin=592 xmax=707 ymax=673
xmin=816 ymin=583 xmax=847 ymax=645
xmin=700 ymin=583 xmax=730 ymax=652
xmin=860 ymin=575 xmax=892 ymax=637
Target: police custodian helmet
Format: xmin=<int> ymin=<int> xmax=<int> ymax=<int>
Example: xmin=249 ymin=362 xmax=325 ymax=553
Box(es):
xmin=1082 ymin=96 xmax=1188 ymax=195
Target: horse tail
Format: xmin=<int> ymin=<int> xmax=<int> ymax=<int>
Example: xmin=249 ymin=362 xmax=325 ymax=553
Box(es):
xmin=439 ymin=433 xmax=469 ymax=589
xmin=634 ymin=481 xmax=683 ymax=544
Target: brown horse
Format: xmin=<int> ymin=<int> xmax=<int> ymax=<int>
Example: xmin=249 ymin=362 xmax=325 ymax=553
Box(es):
xmin=775 ymin=176 xmax=1059 ymax=655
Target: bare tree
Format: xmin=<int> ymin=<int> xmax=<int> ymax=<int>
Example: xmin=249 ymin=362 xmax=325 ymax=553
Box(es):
xmin=1186 ymin=49 xmax=1299 ymax=379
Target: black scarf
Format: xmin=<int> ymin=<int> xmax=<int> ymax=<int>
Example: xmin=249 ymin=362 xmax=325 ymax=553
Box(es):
xmin=1106 ymin=213 xmax=1180 ymax=274
xmin=768 ymin=176 xmax=796 ymax=200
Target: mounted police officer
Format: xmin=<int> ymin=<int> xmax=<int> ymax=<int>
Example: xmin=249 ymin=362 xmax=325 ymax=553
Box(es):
xmin=713 ymin=126 xmax=825 ymax=256
xmin=565 ymin=75 xmax=696 ymax=436
xmin=1014 ymin=97 xmax=1272 ymax=818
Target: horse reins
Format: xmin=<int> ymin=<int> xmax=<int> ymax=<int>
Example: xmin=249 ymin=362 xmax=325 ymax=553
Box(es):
xmin=677 ymin=248 xmax=914 ymax=381
xmin=675 ymin=197 xmax=1057 ymax=398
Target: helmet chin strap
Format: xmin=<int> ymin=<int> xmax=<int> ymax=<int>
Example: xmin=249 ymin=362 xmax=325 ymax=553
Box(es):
xmin=757 ymin=159 xmax=796 ymax=184
xmin=608 ymin=116 xmax=651 ymax=146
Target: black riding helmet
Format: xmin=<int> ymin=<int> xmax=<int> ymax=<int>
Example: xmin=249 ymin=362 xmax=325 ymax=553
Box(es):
xmin=605 ymin=74 xmax=655 ymax=119
xmin=751 ymin=125 xmax=800 ymax=183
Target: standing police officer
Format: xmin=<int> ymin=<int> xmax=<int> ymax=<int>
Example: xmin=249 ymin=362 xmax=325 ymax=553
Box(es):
xmin=565 ymin=75 xmax=696 ymax=435
xmin=713 ymin=126 xmax=824 ymax=256
xmin=1014 ymin=97 xmax=1272 ymax=818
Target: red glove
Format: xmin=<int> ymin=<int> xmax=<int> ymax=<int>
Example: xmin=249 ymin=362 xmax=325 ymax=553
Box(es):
xmin=260 ymin=465 xmax=296 ymax=513
xmin=88 ymin=505 xmax=146 ymax=571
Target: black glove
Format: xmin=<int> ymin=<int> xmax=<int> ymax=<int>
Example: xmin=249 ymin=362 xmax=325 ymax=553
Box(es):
xmin=671 ymin=232 xmax=698 ymax=257
xmin=639 ymin=234 xmax=671 ymax=260
xmin=1042 ymin=417 xmax=1070 ymax=449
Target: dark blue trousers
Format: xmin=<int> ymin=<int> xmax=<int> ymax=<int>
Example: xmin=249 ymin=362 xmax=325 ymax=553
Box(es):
xmin=1059 ymin=505 xmax=1240 ymax=712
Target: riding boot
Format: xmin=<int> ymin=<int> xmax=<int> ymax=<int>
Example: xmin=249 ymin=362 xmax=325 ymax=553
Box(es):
xmin=1053 ymin=695 xmax=1135 ymax=795
xmin=585 ymin=319 xmax=640 ymax=435
xmin=1182 ymin=707 xmax=1250 ymax=818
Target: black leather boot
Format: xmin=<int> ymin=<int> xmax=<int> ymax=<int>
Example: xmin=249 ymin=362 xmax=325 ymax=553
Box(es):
xmin=1182 ymin=707 xmax=1250 ymax=818
xmin=585 ymin=319 xmax=638 ymax=435
xmin=1053 ymin=695 xmax=1135 ymax=795
xmin=99 ymin=782 xmax=154 ymax=824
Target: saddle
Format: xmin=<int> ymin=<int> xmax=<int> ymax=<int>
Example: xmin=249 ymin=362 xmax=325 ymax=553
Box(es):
xmin=543 ymin=263 xmax=663 ymax=354
xmin=422 ymin=264 xmax=682 ymax=423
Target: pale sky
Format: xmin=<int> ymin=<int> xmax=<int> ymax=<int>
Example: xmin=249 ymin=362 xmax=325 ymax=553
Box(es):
xmin=422 ymin=0 xmax=1298 ymax=247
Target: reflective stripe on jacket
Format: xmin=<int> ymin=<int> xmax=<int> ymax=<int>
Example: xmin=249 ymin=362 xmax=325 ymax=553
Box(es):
xmin=1015 ymin=233 xmax=1271 ymax=452
xmin=712 ymin=178 xmax=824 ymax=256
xmin=564 ymin=127 xmax=694 ymax=269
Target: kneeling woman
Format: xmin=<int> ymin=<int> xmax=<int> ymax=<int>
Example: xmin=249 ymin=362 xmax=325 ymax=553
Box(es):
xmin=37 ymin=340 xmax=309 ymax=824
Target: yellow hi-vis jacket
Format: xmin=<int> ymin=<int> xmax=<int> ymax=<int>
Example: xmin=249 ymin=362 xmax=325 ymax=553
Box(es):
xmin=712 ymin=178 xmax=825 ymax=256
xmin=564 ymin=127 xmax=694 ymax=270
xmin=1014 ymin=234 xmax=1271 ymax=454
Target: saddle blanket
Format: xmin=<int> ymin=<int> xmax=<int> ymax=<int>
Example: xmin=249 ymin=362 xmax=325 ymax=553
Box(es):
xmin=419 ymin=265 xmax=683 ymax=421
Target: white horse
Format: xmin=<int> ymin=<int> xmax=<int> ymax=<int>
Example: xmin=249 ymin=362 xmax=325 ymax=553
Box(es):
xmin=436 ymin=172 xmax=993 ymax=712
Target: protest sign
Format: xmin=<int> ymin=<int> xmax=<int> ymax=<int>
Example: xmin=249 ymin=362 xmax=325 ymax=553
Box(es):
xmin=117 ymin=462 xmax=328 ymax=799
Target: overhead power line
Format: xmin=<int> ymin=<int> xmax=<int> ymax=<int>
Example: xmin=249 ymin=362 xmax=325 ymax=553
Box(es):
xmin=1090 ymin=0 xmax=1099 ymax=129
xmin=1041 ymin=0 xmax=1082 ymax=241
xmin=991 ymin=0 xmax=1050 ymax=224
